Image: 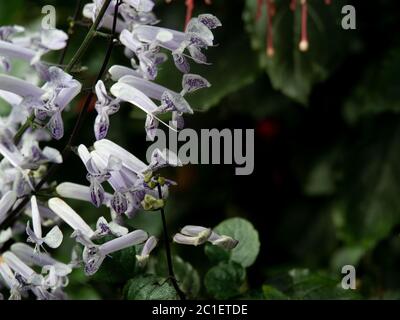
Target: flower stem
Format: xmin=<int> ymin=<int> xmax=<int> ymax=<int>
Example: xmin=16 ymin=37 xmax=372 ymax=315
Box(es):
xmin=13 ymin=114 xmax=35 ymax=145
xmin=64 ymin=0 xmax=113 ymax=73
xmin=157 ymin=183 xmax=186 ymax=300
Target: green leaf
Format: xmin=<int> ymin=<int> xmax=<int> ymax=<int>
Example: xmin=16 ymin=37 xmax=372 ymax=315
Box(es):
xmin=154 ymin=256 xmax=201 ymax=298
xmin=243 ymin=0 xmax=357 ymax=104
xmin=91 ymin=236 xmax=137 ymax=284
xmin=344 ymin=46 xmax=400 ymax=124
xmin=333 ymin=121 xmax=400 ymax=250
xmin=262 ymin=285 xmax=288 ymax=300
xmin=204 ymin=261 xmax=246 ymax=299
xmin=287 ymin=269 xmax=359 ymax=300
xmin=123 ymin=275 xmax=178 ymax=300
xmin=205 ymin=218 xmax=260 ymax=268
xmin=330 ymin=246 xmax=366 ymax=272
xmin=303 ymin=158 xmax=337 ymax=196
xmin=186 ymin=36 xmax=260 ymax=111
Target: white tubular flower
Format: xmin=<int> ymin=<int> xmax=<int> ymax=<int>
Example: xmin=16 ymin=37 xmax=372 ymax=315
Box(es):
xmin=82 ymin=229 xmax=148 ymax=275
xmin=108 ymin=65 xmax=142 ymax=81
xmin=0 ymin=40 xmax=36 ymax=65
xmin=19 ymin=28 xmax=68 ymax=65
xmin=173 ymin=225 xmax=239 ymax=249
xmin=48 ymin=198 xmax=95 ymax=239
xmin=146 ymin=148 xmax=182 ymax=172
xmin=82 ymin=139 xmax=177 ymax=215
xmin=0 ymin=129 xmax=33 ymax=170
xmin=125 ymin=0 xmax=155 ymax=13
xmin=0 ymin=74 xmax=44 ymax=99
xmin=0 ymin=255 xmax=21 ymax=300
xmin=0 ymin=190 xmax=17 ymax=225
xmin=0 ymin=25 xmax=30 ymax=72
xmin=11 ymin=243 xmax=72 ymax=277
xmin=208 ymin=233 xmax=239 ymax=250
xmin=0 ymin=228 xmax=13 ymax=248
xmin=56 ymin=182 xmax=113 ymax=206
xmin=94 ymin=80 xmax=120 ymax=140
xmin=111 ymin=74 xmax=207 ymax=137
xmin=110 ymin=80 xmax=178 ymax=132
xmin=83 ymin=0 xmax=127 ymax=32
xmin=2 ymin=251 xmax=44 ymax=286
xmin=136 ymin=235 xmax=157 ymax=266
xmin=26 ymin=196 xmax=63 ymax=252
xmin=173 ymin=226 xmax=212 ymax=246
xmin=93 ymin=139 xmax=147 ymax=174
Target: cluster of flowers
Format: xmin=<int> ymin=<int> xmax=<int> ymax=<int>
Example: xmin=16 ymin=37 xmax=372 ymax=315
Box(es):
xmin=256 ymin=0 xmax=332 ymax=56
xmin=0 ymin=0 xmax=238 ymax=300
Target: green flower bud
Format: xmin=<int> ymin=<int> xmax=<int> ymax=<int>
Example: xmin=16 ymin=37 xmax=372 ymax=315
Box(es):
xmin=144 ymin=171 xmax=153 ymax=183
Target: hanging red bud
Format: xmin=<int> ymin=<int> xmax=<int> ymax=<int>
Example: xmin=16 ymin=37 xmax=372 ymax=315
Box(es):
xmin=290 ymin=0 xmax=297 ymax=11
xmin=266 ymin=0 xmax=275 ymax=57
xmin=299 ymin=0 xmax=309 ymax=52
xmin=185 ymin=0 xmax=195 ymax=28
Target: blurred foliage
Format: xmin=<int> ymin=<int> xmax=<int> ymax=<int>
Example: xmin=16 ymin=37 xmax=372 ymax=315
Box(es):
xmin=2 ymin=0 xmax=400 ymax=300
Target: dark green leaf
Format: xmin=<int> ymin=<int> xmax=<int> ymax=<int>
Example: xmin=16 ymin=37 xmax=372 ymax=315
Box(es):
xmin=333 ymin=120 xmax=400 ymax=250
xmin=91 ymin=236 xmax=137 ymax=284
xmin=123 ymin=274 xmax=178 ymax=300
xmin=154 ymin=256 xmax=201 ymax=298
xmin=204 ymin=261 xmax=246 ymax=299
xmin=287 ymin=269 xmax=359 ymax=300
xmin=344 ymin=46 xmax=400 ymax=124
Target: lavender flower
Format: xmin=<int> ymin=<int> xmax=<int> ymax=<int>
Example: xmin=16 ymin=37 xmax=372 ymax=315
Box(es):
xmin=136 ymin=235 xmax=157 ymax=266
xmin=94 ymin=80 xmax=120 ymax=140
xmin=82 ymin=229 xmax=148 ymax=275
xmin=25 ymin=196 xmax=63 ymax=252
xmin=0 ymin=25 xmax=25 ymax=72
xmin=56 ymin=182 xmax=113 ymax=206
xmin=0 ymin=0 xmax=223 ymax=300
xmin=93 ymin=216 xmax=128 ymax=238
xmin=72 ymin=139 xmax=176 ymax=216
xmin=11 ymin=243 xmax=72 ymax=277
xmin=0 ymin=255 xmax=21 ymax=300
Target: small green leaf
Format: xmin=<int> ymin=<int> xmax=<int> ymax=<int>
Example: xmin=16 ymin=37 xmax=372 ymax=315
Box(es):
xmin=123 ymin=275 xmax=178 ymax=300
xmin=204 ymin=261 xmax=246 ymax=299
xmin=205 ymin=218 xmax=260 ymax=268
